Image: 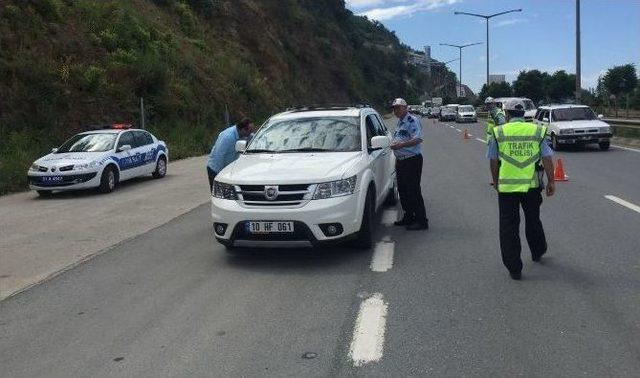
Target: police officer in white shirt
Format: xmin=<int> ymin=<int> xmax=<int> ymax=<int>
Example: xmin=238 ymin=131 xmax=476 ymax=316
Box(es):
xmin=390 ymin=98 xmax=428 ymax=231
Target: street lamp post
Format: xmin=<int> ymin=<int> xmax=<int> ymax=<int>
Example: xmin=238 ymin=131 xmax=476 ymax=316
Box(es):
xmin=440 ymin=42 xmax=482 ymax=95
xmin=576 ymin=0 xmax=581 ymax=102
xmin=454 ymin=9 xmax=523 ymax=86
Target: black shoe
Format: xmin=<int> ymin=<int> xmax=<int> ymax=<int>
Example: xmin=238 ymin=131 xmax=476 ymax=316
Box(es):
xmin=532 ymin=251 xmax=546 ymax=262
xmin=394 ymin=218 xmax=414 ymax=226
xmin=406 ymin=220 xmax=429 ymax=231
xmin=509 ymin=271 xmax=522 ymax=280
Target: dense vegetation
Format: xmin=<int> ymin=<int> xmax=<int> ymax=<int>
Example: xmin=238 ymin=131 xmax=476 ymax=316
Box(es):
xmin=0 ymin=0 xmax=430 ymax=194
xmin=477 ymin=65 xmax=640 ymax=112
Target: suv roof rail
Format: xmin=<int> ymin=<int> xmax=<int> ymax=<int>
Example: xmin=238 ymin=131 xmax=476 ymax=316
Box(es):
xmin=285 ymin=103 xmax=373 ymax=112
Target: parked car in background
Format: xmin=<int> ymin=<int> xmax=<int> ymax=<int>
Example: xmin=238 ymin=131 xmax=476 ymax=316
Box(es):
xmin=211 ymin=105 xmax=398 ymax=250
xmin=535 ymin=104 xmax=612 ymax=150
xmin=430 ymin=106 xmax=441 ymax=119
xmin=27 ymin=124 xmax=168 ymax=196
xmin=439 ymin=105 xmax=458 ymax=122
xmin=494 ymin=97 xmax=537 ymax=122
xmin=455 ymin=105 xmax=477 ymax=123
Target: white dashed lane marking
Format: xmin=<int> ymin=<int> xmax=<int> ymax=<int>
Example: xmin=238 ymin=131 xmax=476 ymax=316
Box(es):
xmin=349 ymin=293 xmax=388 ymax=367
xmin=371 ymin=241 xmax=394 ymax=272
xmin=476 ymin=138 xmax=487 ymax=144
xmin=605 ymin=195 xmax=640 ymax=214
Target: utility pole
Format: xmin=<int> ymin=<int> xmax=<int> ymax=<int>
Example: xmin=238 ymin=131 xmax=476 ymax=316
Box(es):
xmin=440 ymin=42 xmax=482 ymax=96
xmin=140 ymin=97 xmax=145 ymax=130
xmin=576 ymin=0 xmax=582 ymax=103
xmin=454 ymin=8 xmax=523 ymax=86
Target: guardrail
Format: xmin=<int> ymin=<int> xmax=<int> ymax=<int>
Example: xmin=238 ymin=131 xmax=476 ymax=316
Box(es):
xmin=603 ymin=118 xmax=640 ymax=128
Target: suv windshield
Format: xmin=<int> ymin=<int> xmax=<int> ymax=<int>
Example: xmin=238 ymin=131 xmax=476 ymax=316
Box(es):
xmin=459 ymin=105 xmax=474 ymax=112
xmin=246 ymin=116 xmax=361 ymax=153
xmin=552 ymin=107 xmax=596 ymax=122
xmin=57 ymin=133 xmax=117 ymax=153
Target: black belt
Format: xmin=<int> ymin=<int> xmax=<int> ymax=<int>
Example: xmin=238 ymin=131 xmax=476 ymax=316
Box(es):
xmin=396 ymin=154 xmax=421 ymax=161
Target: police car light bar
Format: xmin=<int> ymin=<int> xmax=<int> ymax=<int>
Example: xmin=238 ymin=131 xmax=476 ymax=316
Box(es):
xmin=109 ymin=123 xmax=132 ymax=129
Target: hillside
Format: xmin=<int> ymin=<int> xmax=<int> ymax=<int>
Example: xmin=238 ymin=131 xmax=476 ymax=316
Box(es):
xmin=0 ymin=0 xmax=434 ymax=194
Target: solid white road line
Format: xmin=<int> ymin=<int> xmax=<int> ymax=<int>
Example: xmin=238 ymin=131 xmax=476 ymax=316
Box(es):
xmin=476 ymin=138 xmax=487 ymax=144
xmin=612 ymin=145 xmax=640 ymax=153
xmin=605 ymin=195 xmax=640 ymax=214
xmin=349 ymin=293 xmax=388 ymax=367
xmin=371 ymin=241 xmax=394 ymax=272
xmin=381 ymin=209 xmax=398 ymax=225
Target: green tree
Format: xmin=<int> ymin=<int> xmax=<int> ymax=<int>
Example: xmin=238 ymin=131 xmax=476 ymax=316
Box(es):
xmin=545 ymin=70 xmax=575 ymax=102
xmin=477 ymin=81 xmax=512 ymax=102
xmin=602 ymin=64 xmax=638 ymax=115
xmin=512 ymin=70 xmax=549 ymax=104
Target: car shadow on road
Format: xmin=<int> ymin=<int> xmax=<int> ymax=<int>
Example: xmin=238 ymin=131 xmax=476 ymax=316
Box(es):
xmin=223 ymin=246 xmax=368 ymax=272
xmin=32 ymin=175 xmax=175 ymax=200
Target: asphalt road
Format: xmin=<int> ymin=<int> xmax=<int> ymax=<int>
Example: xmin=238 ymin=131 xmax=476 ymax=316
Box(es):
xmin=1 ymin=117 xmax=639 ymax=377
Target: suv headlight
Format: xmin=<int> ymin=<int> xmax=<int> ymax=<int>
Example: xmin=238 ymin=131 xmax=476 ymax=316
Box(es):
xmin=560 ymin=129 xmax=574 ymax=135
xmin=75 ymin=161 xmax=98 ymax=171
xmin=213 ymin=181 xmax=237 ymax=199
xmin=313 ymin=176 xmax=357 ymax=199
xmin=29 ymin=163 xmax=39 ymax=171
xmin=600 ymin=126 xmax=611 ymax=133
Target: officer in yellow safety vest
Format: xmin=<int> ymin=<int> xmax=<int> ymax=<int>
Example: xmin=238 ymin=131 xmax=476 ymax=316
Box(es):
xmin=487 ymin=100 xmax=556 ymax=280
xmin=484 ymin=96 xmax=506 ymax=142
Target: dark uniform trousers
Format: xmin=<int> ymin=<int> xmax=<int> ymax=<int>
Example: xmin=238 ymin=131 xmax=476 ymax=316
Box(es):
xmin=396 ymin=154 xmax=427 ymax=223
xmin=498 ymin=187 xmax=547 ymax=273
xmin=207 ymin=167 xmax=217 ymax=193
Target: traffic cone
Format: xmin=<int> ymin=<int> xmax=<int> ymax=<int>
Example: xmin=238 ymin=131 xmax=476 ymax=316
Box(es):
xmin=463 ymin=129 xmax=471 ymax=140
xmin=554 ymin=158 xmax=568 ymax=181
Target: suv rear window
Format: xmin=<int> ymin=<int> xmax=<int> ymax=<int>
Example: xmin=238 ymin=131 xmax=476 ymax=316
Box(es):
xmin=246 ymin=116 xmax=361 ymax=153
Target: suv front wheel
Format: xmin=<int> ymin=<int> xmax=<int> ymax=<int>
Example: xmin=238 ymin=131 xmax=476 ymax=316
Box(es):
xmin=352 ymin=189 xmax=374 ymax=249
xmin=599 ymin=141 xmax=610 ymax=150
xmin=551 ymin=134 xmax=560 ymax=151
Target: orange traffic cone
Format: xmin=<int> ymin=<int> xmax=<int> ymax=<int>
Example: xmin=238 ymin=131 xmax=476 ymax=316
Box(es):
xmin=463 ymin=129 xmax=471 ymax=140
xmin=554 ymin=158 xmax=568 ymax=181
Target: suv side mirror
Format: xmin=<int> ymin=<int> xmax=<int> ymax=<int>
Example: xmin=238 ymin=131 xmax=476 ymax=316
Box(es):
xmin=117 ymin=144 xmax=132 ymax=152
xmin=51 ymin=148 xmax=58 ymax=153
xmin=235 ymin=140 xmax=247 ymax=152
xmin=370 ymin=136 xmax=390 ymax=150
xmin=542 ymin=117 xmax=549 ymax=123
xmin=598 ymin=114 xmax=604 ymax=119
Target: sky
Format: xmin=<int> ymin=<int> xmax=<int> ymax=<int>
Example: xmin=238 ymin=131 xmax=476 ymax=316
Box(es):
xmin=345 ymin=0 xmax=640 ymax=94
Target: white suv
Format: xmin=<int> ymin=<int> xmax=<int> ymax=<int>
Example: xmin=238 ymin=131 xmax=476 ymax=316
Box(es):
xmin=211 ymin=106 xmax=398 ymax=250
xmin=535 ymin=104 xmax=612 ymax=150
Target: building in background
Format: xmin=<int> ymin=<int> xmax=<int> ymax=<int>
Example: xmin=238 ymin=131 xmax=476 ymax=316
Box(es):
xmin=488 ymin=74 xmax=506 ymax=85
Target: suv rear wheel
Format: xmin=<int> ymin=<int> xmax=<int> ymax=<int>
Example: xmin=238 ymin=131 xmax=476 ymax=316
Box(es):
xmin=551 ymin=134 xmax=561 ymax=151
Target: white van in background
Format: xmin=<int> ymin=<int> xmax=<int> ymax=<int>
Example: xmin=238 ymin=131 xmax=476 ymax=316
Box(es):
xmin=494 ymin=97 xmax=537 ymax=122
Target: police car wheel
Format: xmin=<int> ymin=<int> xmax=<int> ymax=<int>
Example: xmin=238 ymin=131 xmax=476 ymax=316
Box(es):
xmin=152 ymin=156 xmax=167 ymax=179
xmin=352 ymin=189 xmax=374 ymax=249
xmin=37 ymin=190 xmax=53 ymax=197
xmin=98 ymin=166 xmax=117 ymax=193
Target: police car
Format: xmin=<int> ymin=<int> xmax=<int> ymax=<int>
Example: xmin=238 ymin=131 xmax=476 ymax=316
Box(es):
xmin=27 ymin=124 xmax=168 ymax=196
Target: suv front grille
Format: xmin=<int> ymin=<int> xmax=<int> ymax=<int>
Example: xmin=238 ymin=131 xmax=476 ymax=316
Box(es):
xmin=237 ymin=184 xmax=313 ymax=207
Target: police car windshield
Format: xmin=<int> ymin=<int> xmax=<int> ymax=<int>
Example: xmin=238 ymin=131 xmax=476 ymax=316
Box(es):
xmin=246 ymin=117 xmax=361 ymax=153
xmin=459 ymin=105 xmax=474 ymax=112
xmin=552 ymin=107 xmax=596 ymax=122
xmin=57 ymin=133 xmax=117 ymax=153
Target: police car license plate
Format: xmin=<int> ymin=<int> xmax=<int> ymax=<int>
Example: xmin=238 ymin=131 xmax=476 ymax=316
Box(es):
xmin=248 ymin=221 xmax=294 ymax=234
xmin=41 ymin=176 xmax=63 ymax=183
